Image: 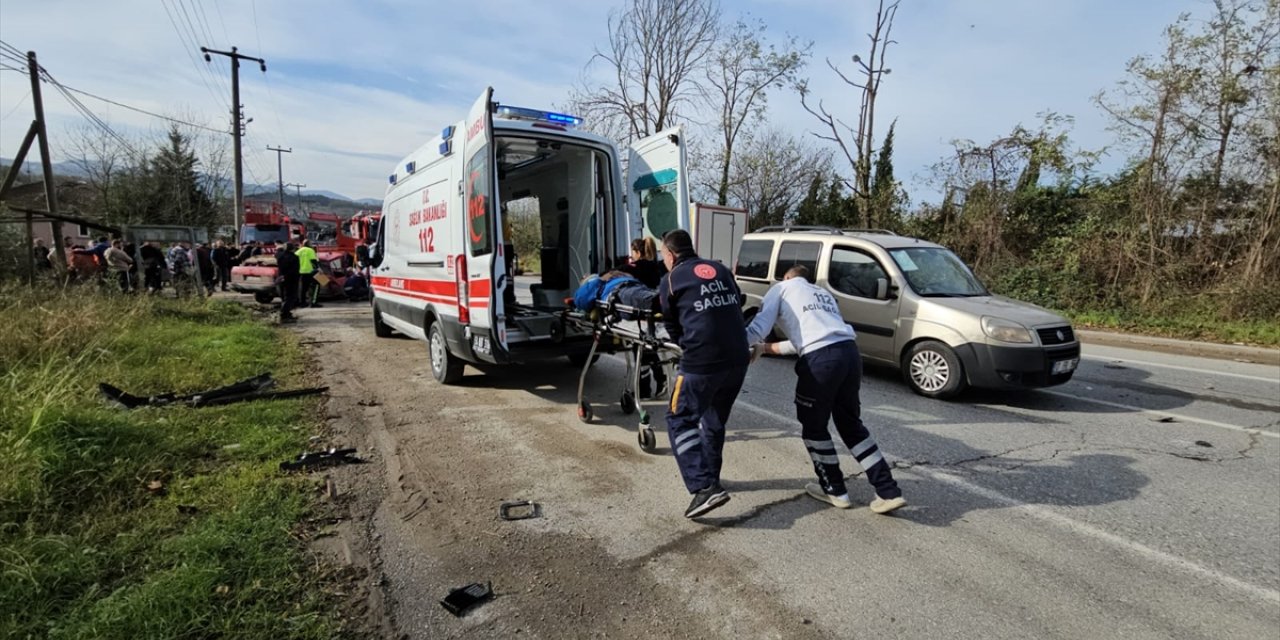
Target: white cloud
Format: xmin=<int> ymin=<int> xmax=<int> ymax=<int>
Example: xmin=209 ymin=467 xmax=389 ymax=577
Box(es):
xmin=2 ymin=0 xmax=1216 ymax=204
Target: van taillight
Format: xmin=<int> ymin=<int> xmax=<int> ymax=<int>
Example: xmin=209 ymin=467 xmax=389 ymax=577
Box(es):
xmin=456 ymin=254 xmax=470 ymax=324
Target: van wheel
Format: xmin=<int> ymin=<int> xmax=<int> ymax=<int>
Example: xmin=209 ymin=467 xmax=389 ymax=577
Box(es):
xmin=372 ymin=302 xmax=392 ymax=338
xmin=254 ymin=291 xmax=274 ymax=304
xmin=903 ymin=340 xmax=966 ymax=399
xmin=429 ymin=323 xmax=464 ymax=384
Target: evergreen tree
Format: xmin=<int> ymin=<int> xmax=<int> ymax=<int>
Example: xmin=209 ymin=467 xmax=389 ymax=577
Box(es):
xmin=869 ymin=121 xmax=899 ymax=229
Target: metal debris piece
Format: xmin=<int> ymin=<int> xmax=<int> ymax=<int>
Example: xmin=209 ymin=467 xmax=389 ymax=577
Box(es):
xmin=100 ymin=374 xmax=275 ymax=409
xmin=280 ymin=447 xmax=363 ymax=472
xmin=1194 ymin=440 xmax=1213 ymax=448
xmin=440 ymin=582 xmax=493 ymax=617
xmin=1150 ymin=416 xmax=1177 ymax=423
xmin=499 ymin=500 xmax=540 ymax=521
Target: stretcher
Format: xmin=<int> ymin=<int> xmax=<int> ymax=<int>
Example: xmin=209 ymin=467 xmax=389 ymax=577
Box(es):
xmin=560 ymin=299 xmax=681 ymax=453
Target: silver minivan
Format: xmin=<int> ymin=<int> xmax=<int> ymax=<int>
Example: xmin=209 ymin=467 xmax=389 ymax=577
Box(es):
xmin=734 ymin=226 xmax=1080 ymax=398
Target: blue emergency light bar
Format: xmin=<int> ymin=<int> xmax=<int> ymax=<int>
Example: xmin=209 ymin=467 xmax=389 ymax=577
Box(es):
xmin=494 ymin=104 xmax=583 ymax=128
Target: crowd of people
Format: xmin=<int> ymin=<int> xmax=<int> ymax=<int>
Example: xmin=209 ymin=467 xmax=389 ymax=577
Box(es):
xmin=35 ymin=235 xmax=267 ymax=296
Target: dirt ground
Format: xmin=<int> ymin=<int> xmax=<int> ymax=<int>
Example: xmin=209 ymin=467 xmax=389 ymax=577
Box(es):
xmin=296 ymin=304 xmax=820 ymax=639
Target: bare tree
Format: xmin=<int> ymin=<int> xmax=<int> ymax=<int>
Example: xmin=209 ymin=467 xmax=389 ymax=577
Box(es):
xmin=706 ymin=20 xmax=809 ymax=205
xmin=726 ymin=128 xmax=832 ymax=228
xmin=799 ymin=0 xmax=899 ymax=226
xmin=576 ymin=0 xmax=721 ymax=144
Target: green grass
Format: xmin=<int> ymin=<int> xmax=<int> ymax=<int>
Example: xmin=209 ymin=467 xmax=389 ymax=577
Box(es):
xmin=0 ymin=287 xmax=341 ymax=639
xmin=1067 ymin=309 xmax=1280 ymax=347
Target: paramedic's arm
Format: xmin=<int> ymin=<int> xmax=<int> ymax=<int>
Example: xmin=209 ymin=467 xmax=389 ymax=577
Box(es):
xmin=744 ymin=285 xmax=783 ymax=346
xmin=659 ymin=274 xmax=682 ymax=342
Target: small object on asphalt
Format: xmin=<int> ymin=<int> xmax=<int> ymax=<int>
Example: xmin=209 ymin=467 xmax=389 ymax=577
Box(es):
xmin=500 ymin=500 xmax=540 ymax=521
xmin=1104 ymin=362 xmax=1126 ymax=369
xmin=1194 ymin=440 xmax=1213 ymax=448
xmin=440 ymin=582 xmax=493 ymax=617
xmin=280 ymin=447 xmax=363 ymax=472
xmin=1150 ymin=416 xmax=1177 ymax=423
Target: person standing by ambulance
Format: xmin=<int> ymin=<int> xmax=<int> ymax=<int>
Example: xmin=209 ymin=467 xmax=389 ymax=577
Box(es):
xmin=659 ymin=229 xmax=750 ymax=518
xmin=295 ymin=239 xmax=320 ymax=308
xmin=745 ymin=265 xmax=905 ymax=514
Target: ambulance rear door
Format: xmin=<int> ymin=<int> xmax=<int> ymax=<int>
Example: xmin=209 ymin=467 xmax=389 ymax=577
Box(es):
xmin=626 ymin=127 xmax=690 ymax=250
xmin=460 ymin=87 xmax=508 ymax=360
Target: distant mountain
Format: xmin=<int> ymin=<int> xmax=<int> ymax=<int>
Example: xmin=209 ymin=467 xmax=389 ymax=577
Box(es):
xmin=0 ymin=158 xmax=91 ymax=179
xmin=355 ymin=198 xmax=383 ymax=206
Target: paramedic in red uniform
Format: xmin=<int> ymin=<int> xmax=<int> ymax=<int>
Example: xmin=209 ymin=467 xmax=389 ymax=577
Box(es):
xmin=658 ymin=229 xmax=750 ymax=518
xmin=746 ymin=265 xmax=905 ymax=514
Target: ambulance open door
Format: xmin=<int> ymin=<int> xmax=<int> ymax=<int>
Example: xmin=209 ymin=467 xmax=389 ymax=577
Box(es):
xmin=460 ymin=87 xmax=508 ymax=360
xmin=626 ymin=127 xmax=690 ymax=255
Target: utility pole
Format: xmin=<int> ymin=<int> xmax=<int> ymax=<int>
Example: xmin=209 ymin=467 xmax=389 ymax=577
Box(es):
xmin=267 ymin=145 xmax=292 ymax=207
xmin=201 ymin=46 xmax=265 ymax=238
xmin=286 ymin=182 xmax=306 ymax=213
xmin=29 ymin=52 xmax=67 ymax=276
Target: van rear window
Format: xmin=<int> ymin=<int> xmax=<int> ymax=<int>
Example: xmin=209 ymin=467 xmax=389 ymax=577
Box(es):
xmin=773 ymin=241 xmax=820 ymax=281
xmin=735 ymin=239 xmax=773 ymax=279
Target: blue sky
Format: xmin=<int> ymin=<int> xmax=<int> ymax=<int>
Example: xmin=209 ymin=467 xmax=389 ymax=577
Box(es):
xmin=0 ymin=0 xmax=1210 ymax=203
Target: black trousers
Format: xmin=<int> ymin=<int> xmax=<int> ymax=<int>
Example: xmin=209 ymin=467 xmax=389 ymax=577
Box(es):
xmin=279 ymin=277 xmax=299 ymax=317
xmin=217 ymin=264 xmax=232 ymax=290
xmin=795 ymin=341 xmax=900 ymax=499
xmin=299 ymin=272 xmax=317 ymax=305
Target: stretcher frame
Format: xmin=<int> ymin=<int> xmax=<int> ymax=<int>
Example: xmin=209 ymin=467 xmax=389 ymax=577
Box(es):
xmin=560 ymin=299 xmax=681 ymax=452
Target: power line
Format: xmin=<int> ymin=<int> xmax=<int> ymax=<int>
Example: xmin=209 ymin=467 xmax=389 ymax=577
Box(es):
xmin=2 ymin=89 xmax=30 ymax=120
xmin=160 ymin=0 xmax=226 ymax=109
xmin=0 ymin=57 xmax=224 ymax=133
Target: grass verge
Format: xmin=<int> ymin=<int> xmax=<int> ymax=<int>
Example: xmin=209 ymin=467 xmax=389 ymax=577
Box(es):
xmin=1067 ymin=309 xmax=1280 ymax=347
xmin=0 ymin=287 xmax=341 ymax=639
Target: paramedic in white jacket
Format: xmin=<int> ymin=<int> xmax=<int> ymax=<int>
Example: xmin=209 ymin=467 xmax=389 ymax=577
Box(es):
xmin=745 ymin=265 xmax=906 ymax=514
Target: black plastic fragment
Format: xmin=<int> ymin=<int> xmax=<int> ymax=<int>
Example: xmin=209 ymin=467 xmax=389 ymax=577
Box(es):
xmin=280 ymin=447 xmax=363 ymax=472
xmin=440 ymin=582 xmax=493 ymax=616
xmin=499 ymin=500 xmax=539 ymax=521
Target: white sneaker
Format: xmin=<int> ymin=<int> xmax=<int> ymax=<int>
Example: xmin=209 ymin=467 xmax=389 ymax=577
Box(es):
xmin=804 ymin=483 xmax=852 ymax=509
xmin=869 ymin=495 xmax=906 ymax=514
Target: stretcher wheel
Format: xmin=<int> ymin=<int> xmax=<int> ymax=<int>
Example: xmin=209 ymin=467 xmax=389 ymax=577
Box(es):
xmin=577 ymin=401 xmax=593 ymax=423
xmin=619 ymin=391 xmax=636 ymax=415
xmin=638 ymin=426 xmax=656 ymax=452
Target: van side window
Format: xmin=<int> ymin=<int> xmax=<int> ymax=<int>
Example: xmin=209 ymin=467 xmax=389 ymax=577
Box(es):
xmin=773 ymin=241 xmax=820 ymax=281
xmin=466 ymin=142 xmax=494 ymax=256
xmin=828 ymin=246 xmax=888 ymax=299
xmin=735 ymin=239 xmax=773 ymax=280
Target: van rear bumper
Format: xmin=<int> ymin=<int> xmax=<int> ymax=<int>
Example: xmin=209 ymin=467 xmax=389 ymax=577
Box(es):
xmin=954 ymin=342 xmax=1080 ymax=389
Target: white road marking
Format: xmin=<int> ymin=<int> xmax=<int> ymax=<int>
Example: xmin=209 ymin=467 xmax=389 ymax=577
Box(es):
xmin=737 ymin=399 xmax=1280 ymax=606
xmin=1038 ymin=390 xmax=1280 ymax=439
xmin=1081 ymin=354 xmax=1280 ymax=384
xmin=920 ymin=468 xmax=1280 ymax=606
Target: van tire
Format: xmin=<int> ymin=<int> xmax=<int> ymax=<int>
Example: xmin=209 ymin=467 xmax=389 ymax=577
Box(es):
xmin=902 ymin=340 xmax=966 ymax=399
xmin=429 ymin=322 xmax=464 ymax=384
xmin=372 ymin=302 xmax=393 ymax=338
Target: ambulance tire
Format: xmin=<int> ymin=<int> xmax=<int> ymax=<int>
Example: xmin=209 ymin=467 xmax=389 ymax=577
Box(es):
xmin=372 ymin=303 xmax=393 ymax=338
xmin=254 ymin=291 xmax=275 ymax=304
xmin=429 ymin=323 xmax=464 ymax=384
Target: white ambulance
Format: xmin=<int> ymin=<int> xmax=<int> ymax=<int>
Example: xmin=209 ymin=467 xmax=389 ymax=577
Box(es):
xmin=369 ymin=88 xmax=694 ymax=384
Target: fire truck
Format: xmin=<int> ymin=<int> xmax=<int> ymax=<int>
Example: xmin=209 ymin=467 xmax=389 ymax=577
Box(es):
xmin=229 ymin=203 xmax=365 ymax=303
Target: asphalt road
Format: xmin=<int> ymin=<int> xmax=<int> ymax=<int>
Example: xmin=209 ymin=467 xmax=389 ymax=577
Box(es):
xmin=302 ymin=297 xmax=1280 ymax=639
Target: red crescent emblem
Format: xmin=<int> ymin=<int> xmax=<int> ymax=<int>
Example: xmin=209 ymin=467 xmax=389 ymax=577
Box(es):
xmin=694 ymin=264 xmax=716 ymax=279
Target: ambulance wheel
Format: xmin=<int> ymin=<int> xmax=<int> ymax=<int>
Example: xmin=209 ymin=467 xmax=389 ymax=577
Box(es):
xmin=903 ymin=340 xmax=966 ymax=399
xmin=577 ymin=402 xmax=593 ymax=423
xmin=619 ymin=391 xmax=636 ymax=415
xmin=429 ymin=323 xmax=464 ymax=384
xmin=254 ymin=291 xmax=274 ymax=304
xmin=638 ymin=426 xmax=656 ymax=452
xmin=372 ymin=303 xmax=393 ymax=338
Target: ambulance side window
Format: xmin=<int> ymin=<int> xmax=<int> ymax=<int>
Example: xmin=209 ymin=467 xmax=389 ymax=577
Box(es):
xmin=466 ymin=141 xmax=494 ymax=256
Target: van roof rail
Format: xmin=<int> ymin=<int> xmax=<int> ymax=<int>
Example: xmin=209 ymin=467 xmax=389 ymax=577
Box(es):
xmin=750 ymin=225 xmax=898 ymax=236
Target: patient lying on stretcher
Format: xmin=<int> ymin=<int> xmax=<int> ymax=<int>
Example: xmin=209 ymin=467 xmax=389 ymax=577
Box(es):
xmin=572 ymin=270 xmax=660 ymax=317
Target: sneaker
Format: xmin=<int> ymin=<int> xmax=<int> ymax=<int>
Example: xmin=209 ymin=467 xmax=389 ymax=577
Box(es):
xmin=684 ymin=484 xmax=730 ymax=518
xmin=804 ymin=483 xmax=852 ymax=509
xmin=870 ymin=495 xmax=906 ymax=514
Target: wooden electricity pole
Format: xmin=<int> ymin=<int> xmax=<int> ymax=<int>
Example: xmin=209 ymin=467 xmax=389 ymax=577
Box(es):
xmin=201 ymin=46 xmax=266 ymax=238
